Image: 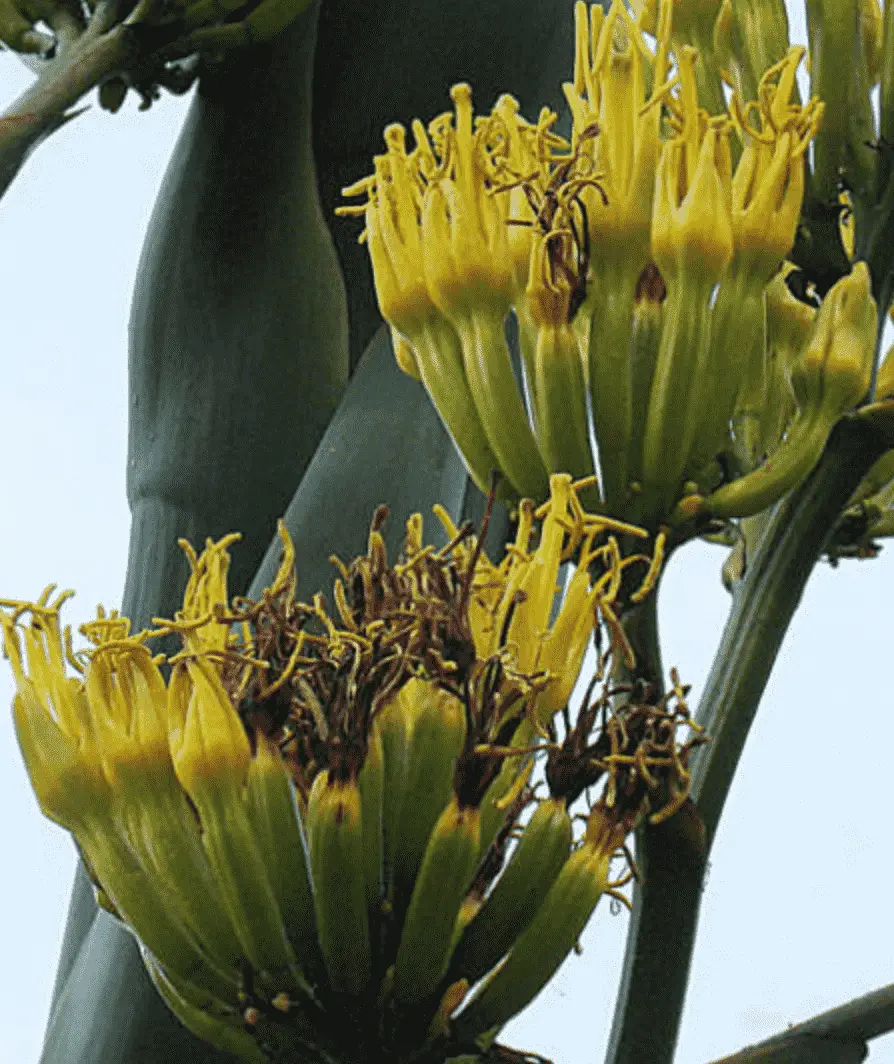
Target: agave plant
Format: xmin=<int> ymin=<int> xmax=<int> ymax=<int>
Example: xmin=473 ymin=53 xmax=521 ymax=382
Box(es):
xmin=4 ymin=0 xmax=894 ymax=1062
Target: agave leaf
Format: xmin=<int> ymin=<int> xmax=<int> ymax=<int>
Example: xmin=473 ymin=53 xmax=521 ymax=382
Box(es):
xmin=42 ymin=3 xmax=347 ymax=1060
xmin=313 ymin=0 xmax=580 ymax=366
xmin=248 ymin=324 xmax=510 ymax=602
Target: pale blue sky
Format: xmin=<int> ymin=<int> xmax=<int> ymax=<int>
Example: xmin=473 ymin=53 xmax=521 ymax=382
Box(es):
xmin=3 ymin=7 xmax=894 ymax=1063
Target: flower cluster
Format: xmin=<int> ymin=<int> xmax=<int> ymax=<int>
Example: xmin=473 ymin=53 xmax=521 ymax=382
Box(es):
xmin=341 ymin=0 xmax=886 ymax=538
xmin=3 ymin=477 xmax=701 ymax=1063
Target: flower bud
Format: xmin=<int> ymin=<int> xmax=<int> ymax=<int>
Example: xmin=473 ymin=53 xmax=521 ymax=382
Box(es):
xmin=640 ymin=0 xmax=722 ymax=42
xmin=523 ymin=237 xmax=595 ymax=481
xmin=796 ymin=261 xmax=876 ymax=417
xmin=714 ymin=0 xmax=793 ymax=101
xmin=360 ymin=133 xmax=433 ymax=338
xmin=731 ymin=131 xmax=803 ymax=281
xmin=766 ymin=269 xmax=818 ymax=410
xmin=808 ymin=0 xmax=876 ymax=198
xmin=563 ymin=1 xmax=664 ymax=273
xmin=490 ymin=94 xmax=542 ymax=299
xmin=860 ymin=0 xmax=884 ymax=87
xmin=168 ymin=659 xmax=252 ymax=801
xmin=641 ymin=0 xmax=727 ymax=114
xmin=728 ymin=47 xmax=821 ymax=278
xmin=11 ymin=681 xmax=104 ymax=829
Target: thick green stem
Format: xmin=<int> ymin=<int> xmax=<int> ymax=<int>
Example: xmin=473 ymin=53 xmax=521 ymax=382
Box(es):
xmin=605 ymin=414 xmax=889 ymax=1064
xmin=607 ymin=587 xmax=710 ymax=1064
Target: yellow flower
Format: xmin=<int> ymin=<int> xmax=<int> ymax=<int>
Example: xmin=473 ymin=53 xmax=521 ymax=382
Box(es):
xmin=1 ymin=591 xmax=110 ymax=827
xmin=489 ymin=94 xmax=547 ymax=299
xmin=5 ymin=487 xmax=673 ymax=1058
xmin=729 ymin=48 xmax=822 ymax=280
xmin=651 ymin=46 xmax=734 ymax=283
xmin=688 ymin=50 xmax=823 ymax=481
xmin=1 ymin=589 xmax=251 ymax=1001
xmin=360 ymin=128 xmax=433 ymax=338
xmin=168 ymin=657 xmax=252 ymax=797
xmin=153 ymin=534 xmax=255 ymax=795
xmin=419 ymin=84 xmax=515 ymax=316
xmin=340 ymin=123 xmax=502 ymax=496
xmin=342 ymin=86 xmax=549 ymax=501
xmin=436 ymin=473 xmax=656 ymax=724
xmin=563 ymin=0 xmax=669 ymax=512
xmin=84 ymin=638 xmax=172 ymax=792
xmin=336 ymin=1 xmax=832 ymax=530
xmin=563 ymin=0 xmax=667 ymax=272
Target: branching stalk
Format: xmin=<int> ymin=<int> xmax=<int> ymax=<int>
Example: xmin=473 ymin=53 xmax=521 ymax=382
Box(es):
xmin=708 ymin=982 xmax=894 ymax=1063
xmin=605 ymin=412 xmax=891 ymax=1064
xmin=0 ymin=29 xmax=131 ymax=197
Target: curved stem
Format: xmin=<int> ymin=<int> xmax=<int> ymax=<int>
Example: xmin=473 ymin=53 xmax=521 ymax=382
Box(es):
xmin=605 ymin=413 xmax=890 ymax=1064
xmin=692 ymin=415 xmax=888 ymax=841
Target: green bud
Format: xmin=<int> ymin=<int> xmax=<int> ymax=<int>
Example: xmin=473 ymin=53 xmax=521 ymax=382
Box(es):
xmin=692 ymin=263 xmax=877 ymax=520
xmin=807 ymin=0 xmax=876 ymax=198
xmin=641 ymin=0 xmax=727 ymax=114
xmin=797 ymin=261 xmax=876 ymax=417
xmin=98 ymin=78 xmax=129 ymax=114
xmin=715 ymin=0 xmax=793 ymax=102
